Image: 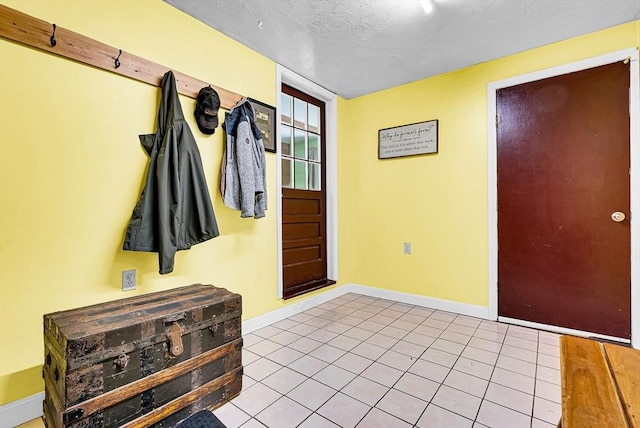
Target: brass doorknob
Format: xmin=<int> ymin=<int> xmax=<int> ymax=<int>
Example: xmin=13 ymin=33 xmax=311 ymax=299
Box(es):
xmin=611 ymin=211 xmax=626 ymax=222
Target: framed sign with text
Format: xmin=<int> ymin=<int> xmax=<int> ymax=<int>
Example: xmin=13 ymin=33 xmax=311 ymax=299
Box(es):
xmin=378 ymin=119 xmax=438 ymax=159
xmin=248 ymin=97 xmax=277 ymax=153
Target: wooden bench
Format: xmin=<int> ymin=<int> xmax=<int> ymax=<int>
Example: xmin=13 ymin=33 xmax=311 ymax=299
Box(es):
xmin=559 ymin=335 xmax=640 ymax=427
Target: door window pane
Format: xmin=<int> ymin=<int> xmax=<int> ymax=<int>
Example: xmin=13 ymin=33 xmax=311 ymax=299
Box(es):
xmin=294 ymin=98 xmax=307 ymax=130
xmin=282 ymin=158 xmax=293 ymax=188
xmin=281 ymin=125 xmax=292 ymax=156
xmin=308 ymin=104 xmax=320 ymax=134
xmin=294 ymin=160 xmax=308 ymax=190
xmin=309 ymin=162 xmax=321 ymax=191
xmin=308 ymin=133 xmax=320 ymax=161
xmin=281 ymin=94 xmax=292 ymax=125
xmin=294 ymin=129 xmax=307 ymax=159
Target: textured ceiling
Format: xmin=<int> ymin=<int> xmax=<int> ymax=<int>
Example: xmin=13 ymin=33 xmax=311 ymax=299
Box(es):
xmin=165 ymin=0 xmax=640 ymax=99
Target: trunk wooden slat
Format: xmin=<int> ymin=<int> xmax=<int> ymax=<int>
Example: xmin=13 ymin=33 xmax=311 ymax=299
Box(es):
xmin=42 ymin=284 xmax=242 ymax=428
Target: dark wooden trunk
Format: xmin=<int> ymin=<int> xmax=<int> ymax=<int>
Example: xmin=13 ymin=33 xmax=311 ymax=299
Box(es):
xmin=42 ymin=284 xmax=242 ymax=428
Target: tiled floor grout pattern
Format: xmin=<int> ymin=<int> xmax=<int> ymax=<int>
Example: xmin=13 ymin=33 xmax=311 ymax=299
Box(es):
xmin=213 ymin=293 xmax=562 ymax=428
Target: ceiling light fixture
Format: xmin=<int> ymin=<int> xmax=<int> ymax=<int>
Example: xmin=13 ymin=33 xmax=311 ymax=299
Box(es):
xmin=419 ymin=0 xmax=433 ymax=14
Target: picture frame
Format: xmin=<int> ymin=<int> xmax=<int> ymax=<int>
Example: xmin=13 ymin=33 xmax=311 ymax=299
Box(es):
xmin=248 ymin=97 xmax=277 ymax=153
xmin=378 ymin=119 xmax=438 ymax=159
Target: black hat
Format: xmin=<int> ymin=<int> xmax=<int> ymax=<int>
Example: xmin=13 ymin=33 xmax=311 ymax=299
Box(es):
xmin=195 ymin=86 xmax=220 ymax=135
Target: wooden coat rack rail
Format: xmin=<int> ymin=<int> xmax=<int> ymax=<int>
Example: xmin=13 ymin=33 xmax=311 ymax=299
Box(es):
xmin=0 ymin=4 xmax=244 ymax=110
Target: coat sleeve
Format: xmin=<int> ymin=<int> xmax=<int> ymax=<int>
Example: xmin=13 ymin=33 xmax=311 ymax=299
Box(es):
xmin=235 ymin=120 xmax=259 ymax=218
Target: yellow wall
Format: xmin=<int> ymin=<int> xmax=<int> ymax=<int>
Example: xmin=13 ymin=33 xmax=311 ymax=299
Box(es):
xmin=337 ymin=21 xmax=639 ymax=304
xmin=0 ymin=0 xmax=337 ymax=404
xmin=0 ymin=0 xmax=637 ymax=407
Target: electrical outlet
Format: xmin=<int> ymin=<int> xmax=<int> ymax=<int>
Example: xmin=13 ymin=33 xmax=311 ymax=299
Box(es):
xmin=122 ymin=269 xmax=136 ymax=291
xmin=403 ymin=242 xmax=411 ymax=254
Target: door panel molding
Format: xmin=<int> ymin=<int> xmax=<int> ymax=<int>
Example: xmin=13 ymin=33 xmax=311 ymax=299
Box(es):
xmin=276 ymin=64 xmax=338 ymax=299
xmin=487 ymin=47 xmax=640 ymax=348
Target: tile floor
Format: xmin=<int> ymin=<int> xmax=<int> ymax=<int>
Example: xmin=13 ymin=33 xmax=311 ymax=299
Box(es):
xmin=213 ymin=293 xmax=562 ymax=428
xmin=18 ymin=292 xmax=563 ymax=428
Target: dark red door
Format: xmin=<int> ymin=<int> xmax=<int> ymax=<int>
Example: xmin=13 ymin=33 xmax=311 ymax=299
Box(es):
xmin=497 ymin=62 xmax=631 ymax=339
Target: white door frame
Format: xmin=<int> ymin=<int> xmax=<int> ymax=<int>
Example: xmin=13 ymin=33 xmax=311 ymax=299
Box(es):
xmin=487 ymin=48 xmax=640 ymax=348
xmin=275 ymin=64 xmax=339 ymax=299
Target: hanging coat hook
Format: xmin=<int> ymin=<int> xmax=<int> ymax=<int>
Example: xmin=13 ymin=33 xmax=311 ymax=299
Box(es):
xmin=50 ymin=23 xmax=57 ymax=47
xmin=115 ymin=49 xmax=122 ymax=69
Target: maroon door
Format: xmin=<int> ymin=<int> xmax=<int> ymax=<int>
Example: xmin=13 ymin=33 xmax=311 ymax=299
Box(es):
xmin=497 ymin=62 xmax=631 ymax=339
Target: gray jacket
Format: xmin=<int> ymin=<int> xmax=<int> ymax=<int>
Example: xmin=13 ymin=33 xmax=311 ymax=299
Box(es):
xmin=220 ymin=100 xmax=267 ymax=218
xmin=123 ymin=71 xmax=219 ymax=274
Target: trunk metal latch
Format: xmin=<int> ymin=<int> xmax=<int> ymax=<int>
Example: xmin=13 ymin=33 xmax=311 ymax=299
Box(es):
xmin=165 ymin=313 xmax=186 ymax=357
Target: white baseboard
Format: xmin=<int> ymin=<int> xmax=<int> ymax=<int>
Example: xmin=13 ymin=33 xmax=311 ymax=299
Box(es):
xmin=1 ymin=283 xmax=489 ymax=425
xmin=0 ymin=391 xmax=43 ymax=428
xmin=243 ymin=282 xmax=489 ymax=333
xmin=242 ymin=285 xmax=350 ymax=334
xmin=346 ymin=283 xmax=490 ymax=319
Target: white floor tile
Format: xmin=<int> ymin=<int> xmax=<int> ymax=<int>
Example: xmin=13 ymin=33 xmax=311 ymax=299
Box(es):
xmin=261 ymin=366 xmax=306 ymax=394
xmin=313 ymin=364 xmax=357 ymax=389
xmin=317 ymin=392 xmax=371 ymax=428
xmin=491 ymin=367 xmax=535 ymax=394
xmin=453 ymin=357 xmax=495 ymax=380
xmin=356 ymin=407 xmax=413 ymax=428
xmin=446 ymin=323 xmax=477 ymax=336
xmin=444 ymin=370 xmax=489 ymax=398
xmin=393 ymin=372 xmax=440 ymax=402
xmin=484 ymin=382 xmax=533 ymax=415
xmin=431 ymin=385 xmax=482 ymax=420
xmin=533 ymin=396 xmax=562 ymax=424
xmin=351 ymin=341 xmax=387 ymax=360
xmin=212 ymin=403 xmax=250 ymax=428
xmin=409 ymin=358 xmax=451 ymax=383
xmin=264 ymin=346 xmax=304 ymax=366
xmin=343 ymin=326 xmax=375 ymax=341
xmin=246 ymin=339 xmax=282 ymax=357
xmin=255 ymin=396 xmax=312 ymax=428
xmin=327 ymin=334 xmax=361 ymax=351
xmin=309 ymin=343 xmax=347 ymax=363
xmin=476 ymin=400 xmax=531 ymax=428
xmin=269 ymin=330 xmax=302 ymax=346
xmin=416 ymin=404 xmax=474 ymax=428
xmin=298 ymin=413 xmax=341 ymax=428
xmin=534 ymin=379 xmax=561 ymax=403
xmin=288 ymin=378 xmax=337 ymax=411
xmin=244 ymin=358 xmax=282 ymax=381
xmin=288 ymin=337 xmax=322 ymax=354
xmin=461 ymin=346 xmax=499 ymax=365
xmin=496 ymin=354 xmax=536 ymax=377
xmin=333 ymin=352 xmax=374 ymax=374
xmin=342 ymin=375 xmax=390 ymax=406
xmin=365 ymin=332 xmax=399 ymax=348
xmin=305 ymin=328 xmax=338 ymax=343
xmin=391 ymin=340 xmax=427 ymax=358
xmin=421 ymin=347 xmax=459 ymax=368
xmin=473 ymin=328 xmax=506 ymax=344
xmin=431 ymin=338 xmax=466 ymax=355
xmin=287 ymin=354 xmax=328 ymax=377
xmin=230 ymin=294 xmax=574 ymax=428
xmin=361 ymin=361 xmax=404 ymax=387
xmin=239 ymin=418 xmax=267 ymax=428
xmin=378 ymin=349 xmax=416 ymax=371
xmin=536 ymin=365 xmax=561 ymax=385
xmin=439 ymin=330 xmax=472 ymax=345
xmin=376 ymin=388 xmax=428 ymax=425
xmin=468 ymin=336 xmax=503 ymax=353
xmin=231 ymin=383 xmax=281 ymax=416
xmin=500 ymin=344 xmax=537 ymax=364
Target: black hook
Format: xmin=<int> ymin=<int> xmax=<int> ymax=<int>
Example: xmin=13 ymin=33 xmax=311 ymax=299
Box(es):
xmin=50 ymin=23 xmax=57 ymax=47
xmin=115 ymin=49 xmax=122 ymax=69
